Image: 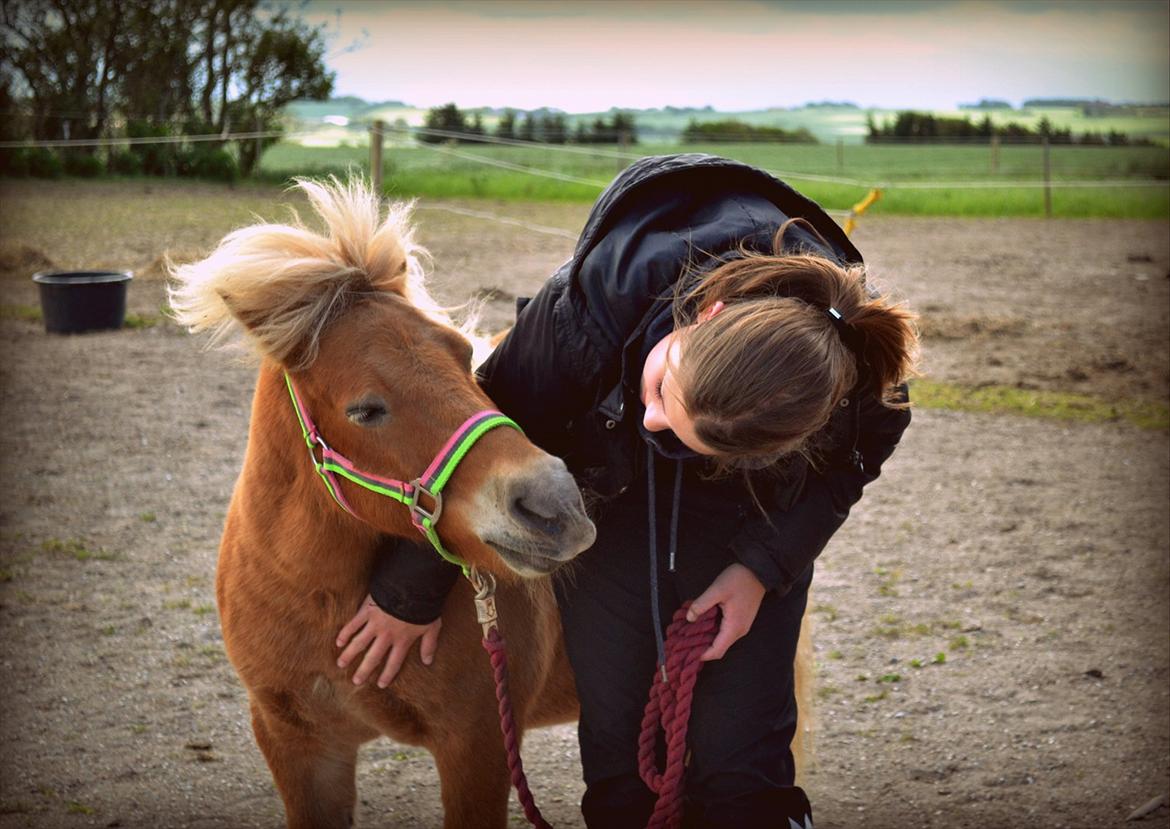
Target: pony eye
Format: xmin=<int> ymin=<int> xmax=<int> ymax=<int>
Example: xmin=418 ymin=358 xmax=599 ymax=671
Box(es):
xmin=346 ymin=399 xmax=389 ymax=427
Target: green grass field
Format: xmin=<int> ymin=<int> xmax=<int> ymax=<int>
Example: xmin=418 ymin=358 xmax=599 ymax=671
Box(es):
xmin=259 ymin=141 xmax=1170 ymax=218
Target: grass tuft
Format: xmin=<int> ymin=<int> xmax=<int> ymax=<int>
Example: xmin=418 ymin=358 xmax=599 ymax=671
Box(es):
xmin=0 ymin=304 xmax=42 ymax=322
xmin=911 ymin=379 xmax=1170 ymax=430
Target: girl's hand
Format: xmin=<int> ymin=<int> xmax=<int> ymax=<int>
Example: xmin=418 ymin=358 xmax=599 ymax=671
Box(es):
xmin=686 ymin=563 xmax=766 ymax=661
xmin=335 ymin=594 xmax=442 ymax=688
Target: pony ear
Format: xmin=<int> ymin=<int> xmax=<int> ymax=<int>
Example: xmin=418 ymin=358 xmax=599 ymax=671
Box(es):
xmin=214 ymin=288 xmax=314 ymax=369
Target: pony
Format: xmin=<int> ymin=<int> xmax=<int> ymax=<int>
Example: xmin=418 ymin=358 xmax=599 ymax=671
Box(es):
xmin=169 ymin=177 xmax=597 ymax=829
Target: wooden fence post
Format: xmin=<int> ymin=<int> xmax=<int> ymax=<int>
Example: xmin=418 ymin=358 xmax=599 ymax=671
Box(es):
xmin=990 ymin=134 xmax=1000 ymax=175
xmin=1042 ymin=137 xmax=1052 ymax=218
xmin=370 ymin=119 xmax=384 ymax=196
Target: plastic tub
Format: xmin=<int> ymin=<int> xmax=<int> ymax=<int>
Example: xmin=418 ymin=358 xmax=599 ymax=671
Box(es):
xmin=32 ymin=270 xmax=133 ymax=334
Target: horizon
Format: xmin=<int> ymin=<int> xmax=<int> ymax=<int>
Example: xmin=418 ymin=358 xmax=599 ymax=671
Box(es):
xmin=299 ymin=0 xmax=1170 ymax=113
xmin=305 ymin=94 xmax=1170 ymax=116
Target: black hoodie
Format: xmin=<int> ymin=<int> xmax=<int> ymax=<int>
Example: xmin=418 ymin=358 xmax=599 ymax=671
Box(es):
xmin=369 ymin=154 xmax=910 ymax=623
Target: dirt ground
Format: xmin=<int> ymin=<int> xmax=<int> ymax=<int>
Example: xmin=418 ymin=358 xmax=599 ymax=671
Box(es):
xmin=0 ymin=180 xmax=1167 ymax=829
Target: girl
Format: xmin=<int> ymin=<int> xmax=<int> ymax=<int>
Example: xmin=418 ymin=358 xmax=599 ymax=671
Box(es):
xmin=336 ymin=154 xmax=918 ymax=828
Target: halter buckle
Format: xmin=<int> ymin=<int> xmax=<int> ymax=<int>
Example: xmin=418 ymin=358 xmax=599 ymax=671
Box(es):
xmin=408 ymin=479 xmax=443 ymax=526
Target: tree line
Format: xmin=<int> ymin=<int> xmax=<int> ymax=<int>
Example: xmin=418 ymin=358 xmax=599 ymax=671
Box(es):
xmin=680 ymin=119 xmax=817 ymax=144
xmin=866 ymin=111 xmax=1156 ymax=146
xmin=0 ymin=0 xmax=334 ymax=180
xmin=419 ymin=103 xmax=638 ymax=145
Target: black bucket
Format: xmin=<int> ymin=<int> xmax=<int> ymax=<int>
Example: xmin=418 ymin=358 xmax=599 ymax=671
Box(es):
xmin=32 ymin=270 xmax=133 ymax=334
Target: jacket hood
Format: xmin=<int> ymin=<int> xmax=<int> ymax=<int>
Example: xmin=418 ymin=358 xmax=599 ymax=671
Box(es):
xmin=563 ymin=153 xmax=863 ymax=365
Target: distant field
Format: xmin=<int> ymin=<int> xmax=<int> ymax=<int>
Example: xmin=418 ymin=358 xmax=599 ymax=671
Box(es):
xmin=259 ymin=141 xmax=1170 ymax=218
xmin=284 ymin=101 xmax=1170 ymax=145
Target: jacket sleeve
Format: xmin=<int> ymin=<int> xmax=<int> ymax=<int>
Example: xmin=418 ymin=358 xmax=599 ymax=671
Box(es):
xmin=368 ymin=535 xmax=460 ymax=624
xmin=475 ymin=264 xmax=599 ymax=457
xmin=730 ymin=386 xmax=912 ymax=594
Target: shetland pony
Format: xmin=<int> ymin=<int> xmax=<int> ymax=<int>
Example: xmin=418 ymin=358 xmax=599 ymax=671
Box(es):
xmin=170 ymin=178 xmax=596 ymax=829
xmin=170 ymin=178 xmax=813 ymax=829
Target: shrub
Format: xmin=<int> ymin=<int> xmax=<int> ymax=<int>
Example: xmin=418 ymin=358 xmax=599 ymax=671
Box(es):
xmin=26 ymin=148 xmax=63 ymax=178
xmin=190 ymin=147 xmax=238 ymax=182
xmin=174 ymin=144 xmax=237 ymax=182
xmin=63 ymin=151 xmax=103 ymax=178
xmin=109 ymin=150 xmax=143 ymax=176
xmin=0 ymin=148 xmax=31 ymax=177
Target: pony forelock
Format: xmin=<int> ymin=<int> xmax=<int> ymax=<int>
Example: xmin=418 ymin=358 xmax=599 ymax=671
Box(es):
xmin=167 ymin=176 xmax=446 ymax=369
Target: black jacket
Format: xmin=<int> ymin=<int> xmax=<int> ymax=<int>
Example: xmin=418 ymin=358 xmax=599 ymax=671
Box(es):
xmin=370 ymin=154 xmax=910 ymax=622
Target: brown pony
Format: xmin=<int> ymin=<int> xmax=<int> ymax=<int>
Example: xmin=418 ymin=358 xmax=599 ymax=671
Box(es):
xmin=169 ymin=178 xmax=597 ymax=829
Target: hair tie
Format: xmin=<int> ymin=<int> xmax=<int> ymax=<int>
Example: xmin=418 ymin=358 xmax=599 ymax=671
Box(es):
xmin=825 ymin=306 xmax=869 ymax=373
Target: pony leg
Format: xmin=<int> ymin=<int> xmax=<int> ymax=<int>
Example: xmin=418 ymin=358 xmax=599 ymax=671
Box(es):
xmin=431 ymin=719 xmax=512 ymax=829
xmin=250 ymin=697 xmax=360 ymax=829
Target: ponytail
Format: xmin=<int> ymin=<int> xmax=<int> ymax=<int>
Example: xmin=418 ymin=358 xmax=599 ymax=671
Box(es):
xmin=672 ymin=218 xmax=919 ymax=463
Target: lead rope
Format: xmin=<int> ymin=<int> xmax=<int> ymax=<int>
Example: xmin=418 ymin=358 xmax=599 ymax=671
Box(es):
xmin=470 ymin=568 xmax=552 ymax=829
xmin=469 ymin=581 xmax=717 ymax=829
xmin=637 ymin=602 xmax=720 ymax=829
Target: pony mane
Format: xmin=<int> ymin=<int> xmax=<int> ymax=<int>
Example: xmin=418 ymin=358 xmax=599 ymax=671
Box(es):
xmin=168 ymin=176 xmax=450 ymax=369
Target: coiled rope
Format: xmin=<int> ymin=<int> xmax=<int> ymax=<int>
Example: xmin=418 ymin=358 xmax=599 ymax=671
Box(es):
xmin=637 ymin=602 xmax=720 ymax=829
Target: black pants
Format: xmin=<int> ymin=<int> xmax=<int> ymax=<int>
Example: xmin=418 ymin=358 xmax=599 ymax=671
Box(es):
xmin=554 ymin=470 xmax=813 ymax=829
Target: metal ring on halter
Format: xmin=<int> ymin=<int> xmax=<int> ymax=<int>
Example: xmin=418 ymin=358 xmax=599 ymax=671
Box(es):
xmin=408 ymin=479 xmax=443 ymax=525
xmin=307 ymin=434 xmax=330 ymax=471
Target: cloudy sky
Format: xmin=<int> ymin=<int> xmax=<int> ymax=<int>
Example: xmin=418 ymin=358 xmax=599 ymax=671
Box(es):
xmin=299 ymin=0 xmax=1170 ymax=112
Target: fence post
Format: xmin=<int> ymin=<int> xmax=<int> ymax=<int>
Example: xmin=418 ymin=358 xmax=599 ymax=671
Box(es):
xmin=370 ymin=119 xmax=384 ymax=196
xmin=990 ymin=134 xmax=1000 ymax=175
xmin=1042 ymin=137 xmax=1052 ymax=218
xmin=618 ymin=129 xmax=630 ymax=173
xmin=836 ymin=137 xmax=844 ymax=174
xmin=254 ymin=115 xmax=263 ymax=175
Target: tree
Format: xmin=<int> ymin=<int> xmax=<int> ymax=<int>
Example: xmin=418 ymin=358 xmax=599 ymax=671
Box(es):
xmin=495 ymin=108 xmax=516 ymax=140
xmin=542 ymin=113 xmax=567 ymax=144
xmin=610 ymin=111 xmax=637 ymax=144
xmin=466 ymin=112 xmax=485 ymax=142
xmin=419 ymin=103 xmax=472 ymax=143
xmin=1 ymin=0 xmax=334 ymax=176
xmin=1 ymin=0 xmax=128 ymax=143
xmin=517 ymin=113 xmax=536 ymax=142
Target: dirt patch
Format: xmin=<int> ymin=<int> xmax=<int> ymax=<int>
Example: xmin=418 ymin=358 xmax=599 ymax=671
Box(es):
xmin=0 ymin=181 xmax=1166 ymax=828
xmin=852 ymin=216 xmax=1170 ymax=403
xmin=0 ymin=242 xmax=56 ymax=277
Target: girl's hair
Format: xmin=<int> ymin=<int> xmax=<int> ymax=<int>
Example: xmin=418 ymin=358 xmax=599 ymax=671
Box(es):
xmin=672 ymin=218 xmax=919 ymax=466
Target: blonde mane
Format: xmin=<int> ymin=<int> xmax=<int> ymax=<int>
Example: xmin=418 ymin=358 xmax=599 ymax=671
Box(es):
xmin=168 ymin=176 xmax=452 ymax=369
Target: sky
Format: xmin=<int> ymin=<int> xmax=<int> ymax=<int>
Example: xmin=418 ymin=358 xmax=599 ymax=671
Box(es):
xmin=298 ymin=0 xmax=1170 ymax=113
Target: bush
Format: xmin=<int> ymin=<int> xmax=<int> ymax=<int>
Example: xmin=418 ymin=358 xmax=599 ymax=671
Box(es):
xmin=126 ymin=120 xmax=175 ymax=176
xmin=26 ymin=148 xmax=63 ymax=178
xmin=190 ymin=147 xmax=238 ymax=182
xmin=63 ymin=151 xmax=103 ymax=178
xmin=0 ymin=148 xmax=31 ymax=177
xmin=108 ymin=149 xmax=142 ymax=176
xmin=175 ymin=144 xmax=238 ymax=182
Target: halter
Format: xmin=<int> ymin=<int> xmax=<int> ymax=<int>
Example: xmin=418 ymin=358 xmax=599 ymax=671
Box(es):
xmin=283 ymin=372 xmax=521 ymax=575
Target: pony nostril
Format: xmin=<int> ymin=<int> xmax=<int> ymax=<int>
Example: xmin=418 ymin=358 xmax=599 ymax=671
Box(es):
xmin=509 ymin=492 xmax=564 ymax=539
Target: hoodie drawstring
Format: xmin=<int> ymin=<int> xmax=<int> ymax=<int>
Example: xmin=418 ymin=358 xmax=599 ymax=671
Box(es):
xmin=668 ymin=461 xmax=682 ymax=572
xmin=647 ymin=443 xmax=685 ymax=683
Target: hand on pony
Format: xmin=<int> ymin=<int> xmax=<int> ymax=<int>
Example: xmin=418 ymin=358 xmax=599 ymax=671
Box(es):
xmin=686 ymin=562 xmax=766 ymax=662
xmin=336 ymin=594 xmax=442 ymax=688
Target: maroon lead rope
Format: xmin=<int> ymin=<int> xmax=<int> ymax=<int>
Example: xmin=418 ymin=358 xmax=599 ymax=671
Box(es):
xmin=482 ymin=627 xmax=553 ymax=829
xmin=638 ymin=603 xmax=719 ymax=829
xmin=471 ymin=569 xmax=718 ymax=829
xmin=471 ymin=568 xmax=552 ymax=829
